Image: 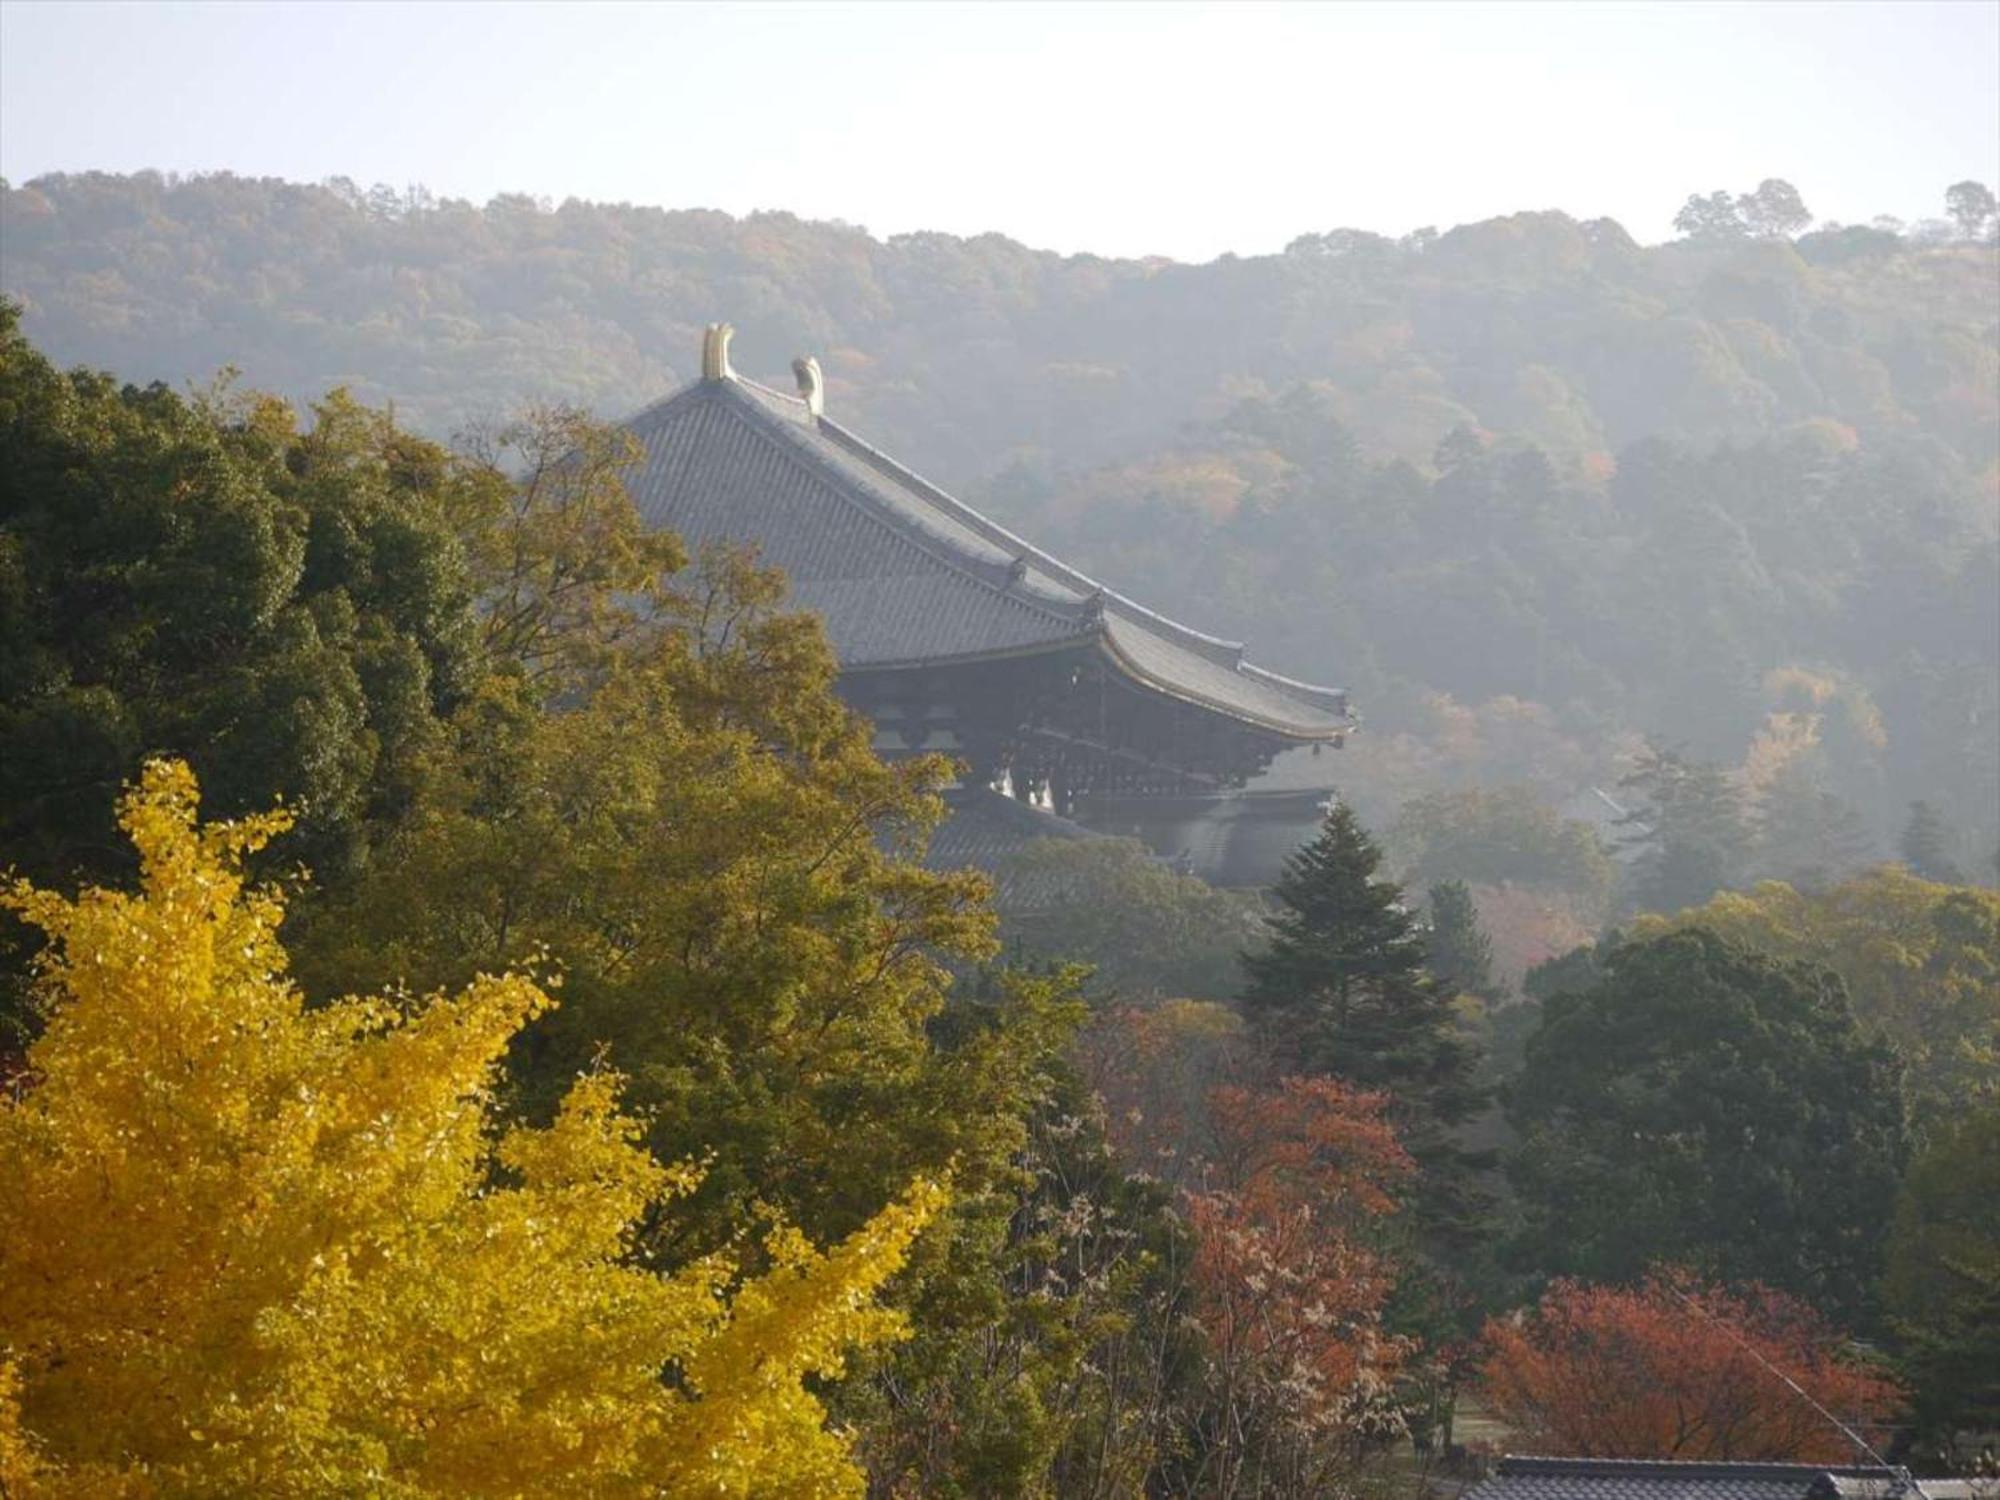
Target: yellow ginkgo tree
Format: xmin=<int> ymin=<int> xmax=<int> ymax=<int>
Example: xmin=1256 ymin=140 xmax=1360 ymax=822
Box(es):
xmin=0 ymin=760 xmax=941 ymax=1498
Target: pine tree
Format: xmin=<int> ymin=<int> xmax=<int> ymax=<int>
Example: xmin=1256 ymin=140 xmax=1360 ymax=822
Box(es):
xmin=1240 ymin=805 xmax=1489 ymax=1252
xmin=1899 ymin=800 xmax=1965 ymax=885
xmin=1617 ymin=744 xmax=1753 ymax=915
xmin=1426 ymin=880 xmax=1501 ymax=1003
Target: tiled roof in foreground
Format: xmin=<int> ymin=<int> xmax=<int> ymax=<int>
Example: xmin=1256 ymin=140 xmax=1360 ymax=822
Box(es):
xmin=1464 ymin=1458 xmax=1989 ymax=1500
xmin=621 ymin=329 xmax=1353 ymax=742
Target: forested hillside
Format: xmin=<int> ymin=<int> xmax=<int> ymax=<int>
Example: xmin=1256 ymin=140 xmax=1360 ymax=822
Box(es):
xmin=4 ymin=173 xmax=1996 ymax=477
xmin=3 ymin=170 xmax=1996 ymax=865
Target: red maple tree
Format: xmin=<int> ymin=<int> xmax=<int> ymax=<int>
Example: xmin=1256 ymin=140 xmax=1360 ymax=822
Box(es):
xmin=1185 ymin=1077 xmax=1414 ymax=1488
xmin=1480 ymin=1270 xmax=1903 ymax=1460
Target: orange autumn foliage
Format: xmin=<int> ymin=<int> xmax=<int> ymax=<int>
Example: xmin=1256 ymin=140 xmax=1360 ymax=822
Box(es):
xmin=1187 ymin=1078 xmax=1413 ymax=1448
xmin=1077 ymin=999 xmax=1249 ymax=1186
xmin=1480 ymin=1271 xmax=1903 ymax=1460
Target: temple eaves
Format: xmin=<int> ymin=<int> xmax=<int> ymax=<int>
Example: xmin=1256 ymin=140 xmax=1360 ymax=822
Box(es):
xmin=626 ymin=326 xmax=1357 ymax=747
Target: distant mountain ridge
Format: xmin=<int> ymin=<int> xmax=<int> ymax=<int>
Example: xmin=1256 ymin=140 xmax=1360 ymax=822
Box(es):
xmin=2 ymin=172 xmax=1994 ymax=492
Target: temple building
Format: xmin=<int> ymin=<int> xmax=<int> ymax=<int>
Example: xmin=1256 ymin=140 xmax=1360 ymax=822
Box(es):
xmin=622 ymin=324 xmax=1355 ymax=887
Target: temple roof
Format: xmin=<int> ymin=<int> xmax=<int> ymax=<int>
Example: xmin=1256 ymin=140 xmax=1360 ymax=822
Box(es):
xmin=621 ymin=330 xmax=1353 ymax=742
xmin=1464 ymin=1459 xmax=1985 ymax=1500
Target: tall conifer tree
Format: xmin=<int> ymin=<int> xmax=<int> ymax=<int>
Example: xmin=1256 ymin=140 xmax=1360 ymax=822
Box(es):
xmin=1240 ymin=806 xmax=1489 ymax=1252
xmin=1617 ymin=744 xmax=1753 ymax=915
xmin=1426 ymin=880 xmax=1501 ymax=1003
xmin=1899 ymin=800 xmax=1965 ymax=885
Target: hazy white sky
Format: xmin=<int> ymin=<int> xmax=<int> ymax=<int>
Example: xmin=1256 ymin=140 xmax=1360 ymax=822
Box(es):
xmin=3 ymin=0 xmax=1996 ymax=262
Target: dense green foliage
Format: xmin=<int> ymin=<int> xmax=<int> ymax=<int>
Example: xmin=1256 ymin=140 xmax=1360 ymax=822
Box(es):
xmin=1900 ymin=799 xmax=1968 ymax=885
xmin=1509 ymin=929 xmax=1908 ymax=1322
xmin=0 ymin=302 xmax=483 ymax=1045
xmin=1615 ymin=744 xmax=1757 ymax=914
xmin=994 ymin=836 xmax=1263 ymax=1001
xmin=1884 ymin=1098 xmax=2000 ymax=1455
xmin=1391 ymin=786 xmax=1616 ymax=912
xmin=0 ymin=301 xmax=473 ymax=891
xmin=1628 ymin=871 xmax=2000 ymax=1127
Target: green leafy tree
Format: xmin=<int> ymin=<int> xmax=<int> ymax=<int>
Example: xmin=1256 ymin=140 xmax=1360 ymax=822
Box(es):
xmin=278 ymin=414 xmax=1147 ymax=1495
xmin=1754 ymin=758 xmax=1877 ymax=889
xmin=850 ymin=1049 xmax=1205 ymax=1497
xmin=1508 ymin=929 xmax=1908 ymax=1321
xmin=449 ymin=405 xmax=683 ymax=693
xmin=1629 ymin=871 xmax=2000 ymax=1125
xmin=1674 ymin=190 xmax=1748 ymax=241
xmin=996 ymin=836 xmax=1263 ymax=1001
xmin=1521 ymin=942 xmax=1604 ymax=1005
xmin=290 ymin=541 xmax=1008 ymax=1252
xmin=1391 ymin=786 xmax=1615 ymax=914
xmin=1673 ymin=180 xmax=1809 ymax=241
xmin=1738 ymin=178 xmax=1813 ymax=239
xmin=1485 ymin=941 xmax=1615 ymax=1086
xmin=0 ymin=304 xmax=477 ymax=1044
xmin=1883 ymin=1097 xmax=2000 ymax=1459
xmin=0 ymin=306 xmax=475 ymax=883
xmin=1240 ymin=805 xmax=1489 ymax=1254
xmin=1944 ymin=180 xmax=1997 ymax=240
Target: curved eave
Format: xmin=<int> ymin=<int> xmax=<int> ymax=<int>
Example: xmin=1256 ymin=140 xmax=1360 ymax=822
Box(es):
xmin=839 ymin=626 xmax=1353 ymax=741
xmin=1238 ymin=662 xmax=1352 ymax=715
xmin=1096 ymin=629 xmax=1354 ymax=741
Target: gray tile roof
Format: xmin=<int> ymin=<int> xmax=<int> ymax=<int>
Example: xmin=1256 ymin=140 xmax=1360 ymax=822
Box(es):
xmin=621 ymin=368 xmax=1353 ymax=741
xmin=1815 ymin=1480 xmax=1990 ymax=1500
xmin=1465 ymin=1458 xmax=1980 ymax=1500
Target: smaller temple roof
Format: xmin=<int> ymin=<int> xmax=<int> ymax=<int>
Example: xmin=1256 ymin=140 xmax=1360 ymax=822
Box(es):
xmin=621 ymin=326 xmax=1353 ymax=742
xmin=1464 ymin=1460 xmax=1986 ymax=1500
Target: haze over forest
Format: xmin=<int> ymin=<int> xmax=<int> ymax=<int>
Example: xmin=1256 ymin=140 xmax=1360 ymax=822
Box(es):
xmin=4 ymin=167 xmax=1996 ymax=875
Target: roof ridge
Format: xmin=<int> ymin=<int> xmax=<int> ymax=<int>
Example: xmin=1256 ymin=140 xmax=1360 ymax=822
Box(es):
xmin=815 ymin=415 xmax=1275 ymax=670
xmin=1500 ymin=1459 xmax=1902 ymax=1478
xmin=641 ymin=378 xmax=1090 ymax=638
xmin=732 ymin=372 xmax=815 ymax=419
xmin=712 ymin=383 xmax=1088 ymax=623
